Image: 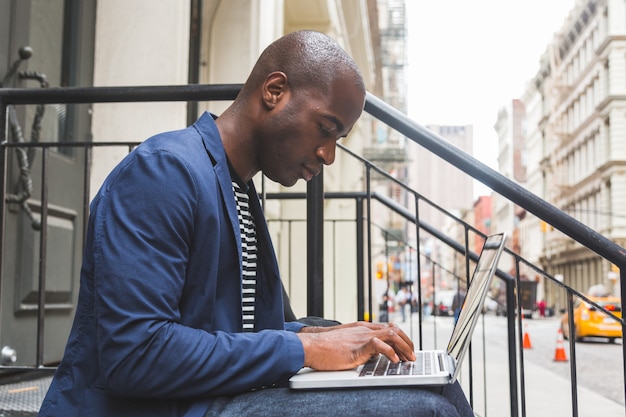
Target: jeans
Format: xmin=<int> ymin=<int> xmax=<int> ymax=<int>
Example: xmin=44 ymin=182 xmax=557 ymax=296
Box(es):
xmin=204 ymin=381 xmax=473 ymax=417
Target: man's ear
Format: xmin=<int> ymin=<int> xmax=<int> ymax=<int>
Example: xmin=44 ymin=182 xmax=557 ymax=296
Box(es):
xmin=262 ymin=71 xmax=288 ymax=109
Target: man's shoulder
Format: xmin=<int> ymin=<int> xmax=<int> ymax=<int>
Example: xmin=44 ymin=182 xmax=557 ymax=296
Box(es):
xmin=137 ymin=124 xmax=215 ymax=165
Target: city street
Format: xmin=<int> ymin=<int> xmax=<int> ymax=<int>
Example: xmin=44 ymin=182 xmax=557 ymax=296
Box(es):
xmin=521 ymin=315 xmax=624 ymax=406
xmin=394 ymin=311 xmax=625 ymax=417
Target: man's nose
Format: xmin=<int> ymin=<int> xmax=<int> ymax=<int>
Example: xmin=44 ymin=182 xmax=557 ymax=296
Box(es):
xmin=316 ymin=143 xmax=336 ymax=166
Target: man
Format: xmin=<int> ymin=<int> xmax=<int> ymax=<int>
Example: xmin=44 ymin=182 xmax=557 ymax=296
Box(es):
xmin=395 ymin=286 xmax=408 ymax=322
xmin=452 ymin=288 xmax=467 ymax=324
xmin=39 ymin=30 xmax=473 ymax=417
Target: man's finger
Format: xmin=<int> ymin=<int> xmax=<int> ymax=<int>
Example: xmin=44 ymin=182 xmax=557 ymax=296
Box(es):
xmin=371 ymin=337 xmax=400 ymax=363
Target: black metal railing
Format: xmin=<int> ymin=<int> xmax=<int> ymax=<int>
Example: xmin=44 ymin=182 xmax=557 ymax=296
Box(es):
xmin=265 ymin=189 xmax=521 ymax=415
xmin=1 ymin=84 xmax=624 ymax=416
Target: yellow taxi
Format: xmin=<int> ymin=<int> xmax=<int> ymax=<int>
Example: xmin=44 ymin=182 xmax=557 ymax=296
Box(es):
xmin=560 ymin=296 xmax=622 ymax=343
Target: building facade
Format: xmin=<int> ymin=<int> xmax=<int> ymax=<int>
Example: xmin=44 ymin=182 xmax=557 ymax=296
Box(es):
xmin=410 ymin=124 xmax=475 ymax=233
xmin=493 ymin=100 xmax=526 ymax=276
xmin=519 ymin=0 xmax=624 ymax=307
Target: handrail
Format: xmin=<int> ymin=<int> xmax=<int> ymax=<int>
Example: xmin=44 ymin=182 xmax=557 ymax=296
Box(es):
xmin=3 ymin=85 xmax=624 ymax=269
xmin=1 ymin=84 xmax=624 ymax=414
xmin=0 ymin=84 xmax=241 ymax=105
xmin=3 ymin=83 xmax=621 ymax=266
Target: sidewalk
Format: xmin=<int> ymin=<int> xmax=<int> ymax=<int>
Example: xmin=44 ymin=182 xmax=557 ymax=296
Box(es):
xmin=518 ymin=357 xmax=623 ymax=417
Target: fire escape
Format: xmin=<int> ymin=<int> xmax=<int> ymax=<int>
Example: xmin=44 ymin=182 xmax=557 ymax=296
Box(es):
xmin=364 ymin=0 xmax=410 ymax=295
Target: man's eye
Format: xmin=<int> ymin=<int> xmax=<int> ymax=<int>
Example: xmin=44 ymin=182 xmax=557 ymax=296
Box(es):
xmin=319 ymin=124 xmax=332 ymax=135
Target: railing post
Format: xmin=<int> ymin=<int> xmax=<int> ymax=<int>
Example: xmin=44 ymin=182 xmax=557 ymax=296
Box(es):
xmin=356 ymin=198 xmax=365 ymax=321
xmin=621 ymin=267 xmax=626 ymax=396
xmin=566 ymin=292 xmax=579 ymax=417
xmin=505 ymin=277 xmax=519 ymax=417
xmin=307 ymin=169 xmax=324 ymax=317
xmin=365 ymin=167 xmax=373 ymax=322
xmin=515 ymin=262 xmax=527 ymax=417
xmin=414 ymin=193 xmax=423 ymax=349
xmin=36 ymin=149 xmax=49 ymax=368
xmin=0 ymin=102 xmax=7 ymax=352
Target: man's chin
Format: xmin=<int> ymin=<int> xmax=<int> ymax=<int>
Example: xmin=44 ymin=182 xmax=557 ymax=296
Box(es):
xmin=266 ymin=174 xmax=299 ymax=188
xmin=281 ymin=178 xmax=299 ymax=187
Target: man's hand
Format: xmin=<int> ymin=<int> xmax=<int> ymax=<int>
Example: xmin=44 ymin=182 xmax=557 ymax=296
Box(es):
xmin=297 ymin=322 xmax=415 ymax=371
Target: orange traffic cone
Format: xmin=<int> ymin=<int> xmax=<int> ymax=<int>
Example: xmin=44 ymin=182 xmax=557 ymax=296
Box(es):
xmin=554 ymin=328 xmax=568 ymax=362
xmin=523 ymin=320 xmax=532 ymax=349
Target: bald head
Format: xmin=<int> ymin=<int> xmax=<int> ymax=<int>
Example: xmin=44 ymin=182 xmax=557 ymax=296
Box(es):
xmin=218 ymin=30 xmax=366 ymax=186
xmin=239 ymin=30 xmax=365 ymax=99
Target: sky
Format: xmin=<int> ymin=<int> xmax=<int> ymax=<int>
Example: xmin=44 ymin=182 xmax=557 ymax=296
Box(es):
xmin=405 ymin=0 xmax=578 ymax=195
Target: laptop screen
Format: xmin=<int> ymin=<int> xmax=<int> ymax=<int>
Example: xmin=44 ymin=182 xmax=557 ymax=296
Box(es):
xmin=445 ymin=233 xmax=506 ymax=376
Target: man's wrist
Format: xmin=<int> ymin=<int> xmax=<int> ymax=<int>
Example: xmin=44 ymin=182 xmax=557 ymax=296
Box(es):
xmin=298 ymin=326 xmax=316 ymax=333
xmin=296 ymin=332 xmax=317 ymax=368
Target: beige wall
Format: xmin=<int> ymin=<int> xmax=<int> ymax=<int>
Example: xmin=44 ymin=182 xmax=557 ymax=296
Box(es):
xmin=90 ymin=0 xmax=191 ymax=198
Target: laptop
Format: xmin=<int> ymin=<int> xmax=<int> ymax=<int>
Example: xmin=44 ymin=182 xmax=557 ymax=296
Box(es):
xmin=289 ymin=232 xmax=507 ymax=389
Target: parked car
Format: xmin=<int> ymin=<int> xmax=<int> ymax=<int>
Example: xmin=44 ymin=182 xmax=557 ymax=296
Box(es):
xmin=560 ymin=295 xmax=622 ymax=343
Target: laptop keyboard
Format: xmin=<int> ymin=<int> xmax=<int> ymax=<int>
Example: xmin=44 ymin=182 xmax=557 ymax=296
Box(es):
xmin=359 ymin=352 xmax=434 ymax=377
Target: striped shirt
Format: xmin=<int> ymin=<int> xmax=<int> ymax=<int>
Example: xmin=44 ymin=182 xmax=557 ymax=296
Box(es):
xmin=232 ymin=180 xmax=257 ymax=332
